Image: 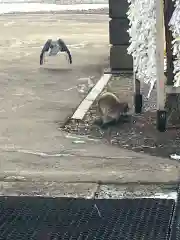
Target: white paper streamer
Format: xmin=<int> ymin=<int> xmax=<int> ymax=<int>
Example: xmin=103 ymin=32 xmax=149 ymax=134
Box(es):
xmin=169 ymin=0 xmax=180 ymax=87
xmin=127 ymin=0 xmax=180 ymax=96
xmin=127 ymin=0 xmax=157 ymax=98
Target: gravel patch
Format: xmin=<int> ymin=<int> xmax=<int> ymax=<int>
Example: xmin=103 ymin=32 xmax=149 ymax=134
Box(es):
xmin=62 ymin=74 xmax=180 ymax=159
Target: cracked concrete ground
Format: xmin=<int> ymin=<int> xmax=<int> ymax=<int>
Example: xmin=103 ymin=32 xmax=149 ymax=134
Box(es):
xmin=0 ymin=12 xmax=179 ymax=197
xmin=0 ymin=181 xmax=178 ymax=199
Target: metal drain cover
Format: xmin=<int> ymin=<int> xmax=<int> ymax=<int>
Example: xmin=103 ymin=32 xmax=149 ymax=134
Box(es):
xmin=169 ymin=187 xmax=180 ymax=240
xmin=0 ymin=197 xmax=175 ymax=240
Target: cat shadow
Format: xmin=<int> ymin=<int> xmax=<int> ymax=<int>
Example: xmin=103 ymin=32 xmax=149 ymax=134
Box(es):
xmin=93 ymin=115 xmax=131 ymax=130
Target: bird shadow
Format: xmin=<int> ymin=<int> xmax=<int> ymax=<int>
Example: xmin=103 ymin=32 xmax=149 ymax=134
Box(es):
xmin=39 ymin=67 xmax=72 ymax=73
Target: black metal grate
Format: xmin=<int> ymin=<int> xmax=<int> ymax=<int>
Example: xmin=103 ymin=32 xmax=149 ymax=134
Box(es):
xmin=169 ymin=186 xmax=180 ymax=240
xmin=0 ymin=197 xmax=175 ymax=240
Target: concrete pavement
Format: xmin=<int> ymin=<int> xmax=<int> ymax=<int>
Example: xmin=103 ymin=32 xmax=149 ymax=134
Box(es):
xmin=0 ymin=13 xmax=179 ymax=197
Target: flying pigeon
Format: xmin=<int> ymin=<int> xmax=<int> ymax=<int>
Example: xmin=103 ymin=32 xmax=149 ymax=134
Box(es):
xmin=40 ymin=39 xmax=72 ymax=65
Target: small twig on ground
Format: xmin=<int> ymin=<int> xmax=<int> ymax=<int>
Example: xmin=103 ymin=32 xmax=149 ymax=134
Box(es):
xmin=167 ymin=108 xmax=175 ymax=122
xmin=94 ymin=204 xmax=102 ymax=218
xmin=90 ymin=183 xmax=102 ymax=218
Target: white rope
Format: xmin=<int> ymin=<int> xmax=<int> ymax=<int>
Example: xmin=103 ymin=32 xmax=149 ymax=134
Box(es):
xmin=169 ymin=0 xmax=180 ymax=87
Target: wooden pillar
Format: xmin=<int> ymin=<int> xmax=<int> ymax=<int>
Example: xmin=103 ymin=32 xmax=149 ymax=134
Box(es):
xmin=133 ymin=71 xmax=143 ymax=114
xmin=156 ymin=0 xmax=167 ymax=131
xmin=164 ymin=0 xmax=174 ymax=85
xmin=109 ymin=0 xmax=133 ymax=72
xmin=164 ymin=0 xmax=180 ymax=126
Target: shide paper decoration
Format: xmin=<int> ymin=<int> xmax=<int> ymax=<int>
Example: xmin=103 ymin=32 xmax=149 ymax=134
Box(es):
xmin=169 ymin=0 xmax=180 ymax=87
xmin=126 ymin=0 xmax=180 ymax=98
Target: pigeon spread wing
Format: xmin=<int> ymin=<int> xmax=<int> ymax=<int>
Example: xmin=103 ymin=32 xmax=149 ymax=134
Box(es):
xmin=57 ymin=39 xmax=72 ymax=64
xmin=40 ymin=39 xmax=52 ymax=65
